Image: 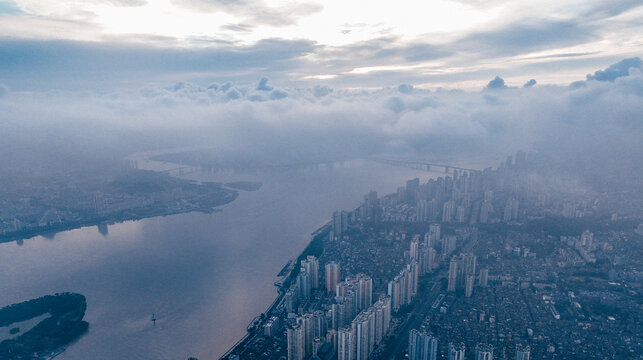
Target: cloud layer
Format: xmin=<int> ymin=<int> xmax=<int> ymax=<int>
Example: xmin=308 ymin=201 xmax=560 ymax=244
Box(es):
xmin=2 ymin=59 xmax=641 ymax=177
xmin=0 ymin=1 xmax=641 ymax=90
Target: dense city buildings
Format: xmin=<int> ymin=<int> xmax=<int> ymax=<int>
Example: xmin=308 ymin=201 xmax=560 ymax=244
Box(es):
xmin=223 ymin=151 xmax=643 ymax=360
xmin=408 ymin=329 xmax=438 ymax=360
xmin=515 ymin=344 xmax=530 ymax=360
xmin=448 ymin=342 xmax=465 ymax=360
xmin=475 ymin=343 xmax=494 ymax=360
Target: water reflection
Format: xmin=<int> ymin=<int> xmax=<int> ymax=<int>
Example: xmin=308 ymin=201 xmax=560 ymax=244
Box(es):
xmin=97 ymin=224 xmax=109 ymax=236
xmin=0 ymin=158 xmax=438 ymax=360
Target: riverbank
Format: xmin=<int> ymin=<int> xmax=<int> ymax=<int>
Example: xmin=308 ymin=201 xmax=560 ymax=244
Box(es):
xmin=219 ymin=223 xmax=331 ymax=359
xmin=1 ymin=170 xmax=239 ymax=244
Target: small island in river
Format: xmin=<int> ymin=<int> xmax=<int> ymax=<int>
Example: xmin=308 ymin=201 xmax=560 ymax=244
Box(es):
xmin=0 ymin=293 xmax=89 ymax=359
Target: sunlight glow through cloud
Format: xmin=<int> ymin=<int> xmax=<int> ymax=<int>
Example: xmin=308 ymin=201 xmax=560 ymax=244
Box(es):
xmin=1 ymin=0 xmax=642 ymax=88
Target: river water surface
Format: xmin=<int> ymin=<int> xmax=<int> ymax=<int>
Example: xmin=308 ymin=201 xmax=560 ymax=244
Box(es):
xmin=0 ymin=157 xmax=439 ymax=360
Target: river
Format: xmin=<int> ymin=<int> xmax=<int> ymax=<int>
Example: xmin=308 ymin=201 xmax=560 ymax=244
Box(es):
xmin=0 ymin=156 xmax=441 ymax=360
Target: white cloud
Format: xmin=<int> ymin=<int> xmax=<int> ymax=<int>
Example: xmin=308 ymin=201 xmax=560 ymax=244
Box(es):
xmin=2 ymin=60 xmax=641 ymax=173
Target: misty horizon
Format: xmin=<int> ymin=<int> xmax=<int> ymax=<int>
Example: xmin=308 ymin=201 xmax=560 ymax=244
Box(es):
xmin=0 ymin=1 xmax=642 ymax=360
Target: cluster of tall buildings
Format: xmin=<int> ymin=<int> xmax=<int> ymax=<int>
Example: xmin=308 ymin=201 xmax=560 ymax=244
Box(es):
xmin=288 ymin=296 xmax=392 ymax=360
xmin=336 ymin=297 xmax=391 ymax=360
xmin=475 ymin=343 xmax=494 ymax=360
xmin=387 ymin=261 xmax=419 ymax=311
xmin=388 ymin=152 xmax=545 ymax=225
xmin=332 ymin=210 xmax=349 ymax=237
xmin=285 ymin=257 xmax=394 ymax=360
xmin=407 ymin=332 xmax=530 ymax=360
xmin=448 ymin=342 xmax=465 ymax=360
xmin=515 ymin=344 xmax=531 ymax=360
xmin=503 ymin=197 xmax=520 ymax=222
xmin=333 ymin=274 xmax=373 ymax=328
xmin=287 ymin=310 xmax=329 ymax=360
xmin=447 ymin=253 xmax=478 ymax=297
xmin=285 ymin=256 xmax=321 ymax=313
xmin=411 ymin=235 xmax=438 ymax=275
xmin=408 ymin=330 xmax=438 ymax=360
xmin=359 ymin=191 xmax=379 ymax=222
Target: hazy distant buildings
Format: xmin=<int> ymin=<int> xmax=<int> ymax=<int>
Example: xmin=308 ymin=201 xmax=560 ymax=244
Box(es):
xmin=479 ymin=268 xmax=489 ymax=287
xmin=426 ymin=224 xmax=440 ymax=247
xmin=480 ymin=201 xmax=493 ymax=223
xmin=296 ymin=270 xmax=311 ymax=299
xmin=388 ymin=263 xmax=418 ymax=310
xmin=418 ymin=244 xmax=436 ymax=275
xmin=325 ymin=261 xmax=341 ymax=294
xmin=465 ymin=275 xmax=474 ymax=297
xmin=441 ymin=235 xmax=456 ymax=258
xmin=406 ymin=178 xmax=420 ymax=203
xmin=442 ymin=201 xmax=456 ymax=222
xmin=301 ymin=256 xmax=319 ymax=289
xmin=580 ymin=230 xmax=594 ymax=249
xmin=417 ymin=200 xmax=429 ymax=222
xmin=456 ymin=205 xmax=466 ymax=223
xmin=333 ymin=210 xmax=349 ymax=236
xmin=93 ymin=191 xmax=105 ymax=213
xmin=503 ymin=197 xmax=519 ymax=221
xmin=360 ymin=191 xmax=379 ymax=221
xmin=410 ymin=235 xmax=420 ymax=261
xmin=448 ymin=258 xmax=458 ymax=292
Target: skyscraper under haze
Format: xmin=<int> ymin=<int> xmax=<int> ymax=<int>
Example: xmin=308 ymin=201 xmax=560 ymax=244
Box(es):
xmin=325 ymin=261 xmax=341 ymax=294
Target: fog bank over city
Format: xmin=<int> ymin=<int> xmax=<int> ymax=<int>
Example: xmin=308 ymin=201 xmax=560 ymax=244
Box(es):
xmin=1 ymin=58 xmax=641 ymax=182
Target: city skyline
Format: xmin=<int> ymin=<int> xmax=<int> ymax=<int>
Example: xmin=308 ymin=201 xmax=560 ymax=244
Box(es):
xmin=0 ymin=1 xmax=641 ymax=359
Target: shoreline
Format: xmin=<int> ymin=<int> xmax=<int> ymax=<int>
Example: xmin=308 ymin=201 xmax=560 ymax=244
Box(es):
xmin=219 ymin=221 xmax=332 ymax=359
xmin=0 ymin=202 xmax=232 ymax=245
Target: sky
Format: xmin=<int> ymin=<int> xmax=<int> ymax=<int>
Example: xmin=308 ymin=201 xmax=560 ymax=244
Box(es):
xmin=0 ymin=0 xmax=642 ymax=90
xmin=0 ymin=0 xmax=642 ymax=175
